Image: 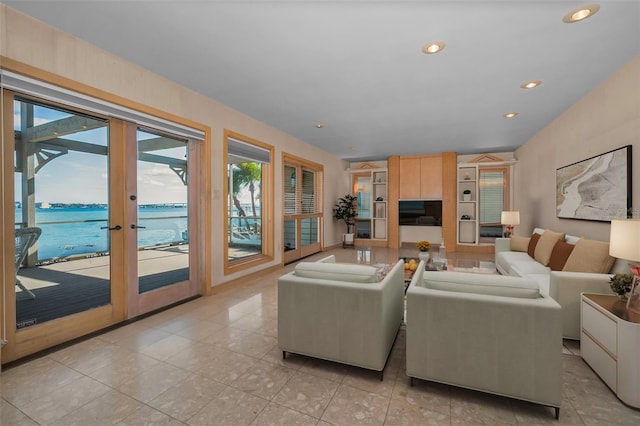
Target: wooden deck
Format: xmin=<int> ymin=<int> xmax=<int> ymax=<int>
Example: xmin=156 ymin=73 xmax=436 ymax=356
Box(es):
xmin=15 ymin=245 xmax=189 ymax=328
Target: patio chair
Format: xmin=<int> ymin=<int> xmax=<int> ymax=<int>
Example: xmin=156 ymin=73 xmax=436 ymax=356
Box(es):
xmin=15 ymin=227 xmax=41 ymax=299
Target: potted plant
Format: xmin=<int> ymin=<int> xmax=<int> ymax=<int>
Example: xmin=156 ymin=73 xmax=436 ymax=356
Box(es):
xmin=333 ymin=194 xmax=358 ymax=246
xmin=416 ymin=240 xmax=431 ymax=261
xmin=462 ymin=189 xmax=472 ymax=201
xmin=609 ymin=273 xmax=634 ymax=299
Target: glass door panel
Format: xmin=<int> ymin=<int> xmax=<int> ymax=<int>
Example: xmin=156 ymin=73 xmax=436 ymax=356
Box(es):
xmin=136 ymin=129 xmax=189 ymax=294
xmin=13 ymin=98 xmax=111 ymax=328
xmin=283 ymin=160 xmax=322 ymax=263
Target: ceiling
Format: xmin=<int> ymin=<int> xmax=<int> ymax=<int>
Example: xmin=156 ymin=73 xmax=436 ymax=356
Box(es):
xmin=4 ymin=1 xmax=640 ymax=161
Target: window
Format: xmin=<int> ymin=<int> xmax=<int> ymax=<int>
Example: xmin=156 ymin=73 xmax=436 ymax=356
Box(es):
xmin=478 ymin=167 xmax=509 ymax=241
xmin=283 ymin=154 xmax=323 ymax=263
xmin=224 ymin=130 xmax=273 ymax=271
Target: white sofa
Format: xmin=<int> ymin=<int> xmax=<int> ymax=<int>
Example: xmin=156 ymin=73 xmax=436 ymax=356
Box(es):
xmin=495 ymin=228 xmax=628 ymax=339
xmin=406 ymin=261 xmax=563 ymax=418
xmin=278 ymin=255 xmax=404 ymax=378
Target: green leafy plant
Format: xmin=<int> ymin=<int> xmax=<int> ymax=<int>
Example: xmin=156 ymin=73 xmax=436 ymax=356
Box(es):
xmin=609 ymin=273 xmax=634 ymax=296
xmin=333 ymin=194 xmax=358 ymax=234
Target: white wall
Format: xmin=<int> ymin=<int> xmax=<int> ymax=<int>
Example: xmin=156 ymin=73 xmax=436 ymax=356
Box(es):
xmin=0 ymin=5 xmax=350 ymax=285
xmin=514 ymin=55 xmax=640 ymax=242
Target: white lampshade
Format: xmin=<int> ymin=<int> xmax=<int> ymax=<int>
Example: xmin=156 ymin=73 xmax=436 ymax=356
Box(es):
xmin=609 ymin=219 xmax=640 ymax=262
xmin=501 ymin=211 xmax=520 ymax=226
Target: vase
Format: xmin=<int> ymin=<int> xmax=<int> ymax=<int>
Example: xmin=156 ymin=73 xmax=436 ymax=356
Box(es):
xmin=463 ymin=194 xmax=471 ymax=201
xmin=418 ymin=251 xmax=430 ymax=262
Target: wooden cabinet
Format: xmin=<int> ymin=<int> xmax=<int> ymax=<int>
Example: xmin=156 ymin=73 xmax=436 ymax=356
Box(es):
xmin=399 ymin=155 xmax=442 ymax=199
xmin=581 ymin=293 xmax=640 ymax=408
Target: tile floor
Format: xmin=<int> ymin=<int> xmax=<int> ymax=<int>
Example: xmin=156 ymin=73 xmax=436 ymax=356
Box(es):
xmin=2 ymin=247 xmax=640 ymax=425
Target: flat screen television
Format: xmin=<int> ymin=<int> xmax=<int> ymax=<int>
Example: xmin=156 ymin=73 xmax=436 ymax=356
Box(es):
xmin=398 ymin=200 xmax=442 ymax=226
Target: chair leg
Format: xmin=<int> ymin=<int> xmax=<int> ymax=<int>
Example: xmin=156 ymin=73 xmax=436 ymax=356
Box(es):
xmin=379 ymin=371 xmax=383 ymax=381
xmin=282 ymin=351 xmax=286 ymax=360
xmin=409 ymin=377 xmax=414 ymax=387
xmin=16 ymin=278 xmax=36 ymax=299
xmin=555 ymin=407 xmax=560 ymax=420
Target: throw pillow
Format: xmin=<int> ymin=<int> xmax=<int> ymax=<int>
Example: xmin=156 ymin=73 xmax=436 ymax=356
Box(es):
xmin=294 ymin=262 xmax=379 ymax=283
xmin=563 ymin=239 xmax=616 ymax=274
xmin=510 ymin=235 xmax=530 ymax=252
xmin=534 ymin=229 xmax=566 ymax=266
xmin=548 ymin=240 xmax=575 ymax=271
xmin=527 ymin=232 xmax=542 ymax=258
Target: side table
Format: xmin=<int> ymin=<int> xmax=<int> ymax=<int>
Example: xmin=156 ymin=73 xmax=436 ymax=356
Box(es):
xmin=581 ymin=293 xmax=640 ymax=408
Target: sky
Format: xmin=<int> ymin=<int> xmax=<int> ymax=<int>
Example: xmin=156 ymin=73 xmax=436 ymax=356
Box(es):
xmin=14 ymin=102 xmax=188 ymax=205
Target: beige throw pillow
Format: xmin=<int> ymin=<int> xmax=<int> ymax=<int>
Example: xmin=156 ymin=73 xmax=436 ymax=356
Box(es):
xmin=563 ymin=239 xmax=616 ymax=274
xmin=534 ymin=229 xmax=566 ymax=266
xmin=510 ymin=235 xmax=530 ymax=252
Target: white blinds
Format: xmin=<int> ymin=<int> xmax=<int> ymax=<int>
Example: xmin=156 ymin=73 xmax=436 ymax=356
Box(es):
xmin=284 ymin=165 xmax=318 ymax=215
xmin=0 ymin=70 xmax=205 ymax=140
xmin=479 ymin=170 xmax=504 ymax=224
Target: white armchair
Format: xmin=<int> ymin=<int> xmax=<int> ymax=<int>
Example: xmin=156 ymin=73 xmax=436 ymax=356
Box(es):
xmin=406 ymin=262 xmax=563 ymax=418
xmin=278 ymin=255 xmax=404 ymax=379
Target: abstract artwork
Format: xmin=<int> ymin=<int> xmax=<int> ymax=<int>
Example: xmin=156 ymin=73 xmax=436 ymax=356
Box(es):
xmin=556 ymin=145 xmax=632 ymax=221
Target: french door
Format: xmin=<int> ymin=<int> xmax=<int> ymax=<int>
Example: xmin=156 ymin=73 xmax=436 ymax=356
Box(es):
xmin=1 ymin=90 xmax=204 ymax=363
xmin=283 ymin=155 xmax=323 ymax=264
xmin=127 ymin=125 xmax=200 ymax=318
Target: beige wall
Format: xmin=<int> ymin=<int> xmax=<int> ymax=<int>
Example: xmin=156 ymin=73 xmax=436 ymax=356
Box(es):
xmin=0 ymin=5 xmax=350 ymax=285
xmin=514 ymin=55 xmax=640 ymax=242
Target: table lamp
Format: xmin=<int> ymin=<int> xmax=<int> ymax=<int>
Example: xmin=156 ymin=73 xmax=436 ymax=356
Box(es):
xmin=609 ymin=219 xmax=640 ymax=308
xmin=501 ymin=211 xmax=520 ymax=238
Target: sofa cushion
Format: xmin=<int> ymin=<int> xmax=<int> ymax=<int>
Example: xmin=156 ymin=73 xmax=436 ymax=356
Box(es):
xmin=510 ymin=236 xmax=530 ymax=252
xmin=294 ymin=262 xmax=378 ymax=283
xmin=534 ymin=230 xmax=566 ymax=266
xmin=511 ymin=260 xmax=550 ymax=275
xmin=527 ymin=233 xmax=542 ymax=258
xmin=422 ymin=271 xmax=540 ymax=299
xmin=496 ymin=251 xmax=532 ymax=275
xmin=549 ymin=240 xmax=575 ymax=271
xmin=563 ymin=239 xmax=616 ymax=274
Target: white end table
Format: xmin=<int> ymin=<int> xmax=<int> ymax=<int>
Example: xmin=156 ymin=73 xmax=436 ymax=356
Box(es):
xmin=581 ymin=293 xmax=640 ymax=408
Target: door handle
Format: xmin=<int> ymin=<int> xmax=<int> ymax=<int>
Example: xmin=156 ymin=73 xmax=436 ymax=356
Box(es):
xmin=101 ymin=225 xmax=122 ymax=230
xmin=130 ymin=224 xmax=146 ymax=229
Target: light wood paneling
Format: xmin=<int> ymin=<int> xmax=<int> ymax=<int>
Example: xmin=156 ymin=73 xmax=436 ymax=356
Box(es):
xmin=399 ymin=157 xmax=421 ymax=199
xmin=442 ymin=152 xmax=457 ymax=252
xmin=420 ymin=156 xmax=443 ymax=199
xmin=387 ymin=156 xmax=400 ymax=248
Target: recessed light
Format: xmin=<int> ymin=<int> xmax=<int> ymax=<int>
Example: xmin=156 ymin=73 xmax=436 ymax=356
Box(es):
xmin=563 ymin=4 xmax=600 ymax=23
xmin=422 ymin=41 xmax=446 ymax=54
xmin=504 ymin=112 xmax=518 ymax=118
xmin=313 ymin=123 xmax=324 ymax=129
xmin=520 ymin=80 xmax=542 ymax=89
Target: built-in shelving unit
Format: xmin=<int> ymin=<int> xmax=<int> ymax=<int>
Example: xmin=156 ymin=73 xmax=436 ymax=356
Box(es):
xmin=350 ymin=164 xmax=387 ymax=245
xmin=457 ymin=164 xmax=479 ymax=245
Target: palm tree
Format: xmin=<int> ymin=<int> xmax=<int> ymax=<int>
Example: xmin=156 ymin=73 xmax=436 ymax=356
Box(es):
xmin=229 ymin=162 xmax=261 ymax=233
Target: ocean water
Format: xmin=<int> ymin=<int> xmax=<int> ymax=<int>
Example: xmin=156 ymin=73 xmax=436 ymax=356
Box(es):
xmin=15 ymin=206 xmax=188 ymax=261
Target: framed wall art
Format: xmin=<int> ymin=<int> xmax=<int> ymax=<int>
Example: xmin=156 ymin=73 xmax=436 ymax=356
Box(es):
xmin=556 ymin=145 xmax=632 ymax=221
